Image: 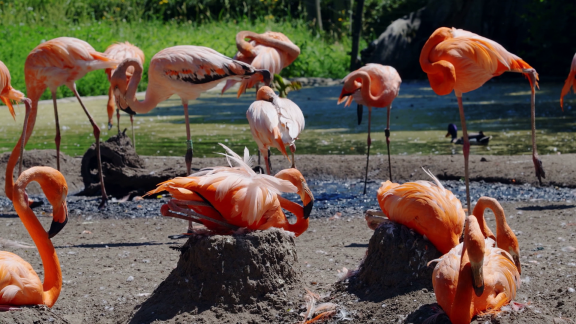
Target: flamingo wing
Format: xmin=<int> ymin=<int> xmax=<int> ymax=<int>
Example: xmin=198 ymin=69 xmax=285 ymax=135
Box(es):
xmin=277 ymin=98 xmax=305 ymax=143
xmin=560 ymin=53 xmax=576 ymax=109
xmin=104 ymin=42 xmax=145 ymax=78
xmin=0 ymin=61 xmax=24 ymax=118
xmin=0 ymin=252 xmax=43 ymax=305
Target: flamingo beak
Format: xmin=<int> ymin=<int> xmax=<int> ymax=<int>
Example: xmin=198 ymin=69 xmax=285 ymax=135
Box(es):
xmin=259 ymin=69 xmax=272 ymax=86
xmin=302 ymin=183 xmax=314 ymax=219
xmin=470 ymin=262 xmax=485 ymax=297
xmin=48 ymin=203 xmax=68 ymax=238
xmin=513 ymin=254 xmax=521 ymax=275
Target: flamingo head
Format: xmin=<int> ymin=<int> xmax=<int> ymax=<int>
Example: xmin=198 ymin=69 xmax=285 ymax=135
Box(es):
xmin=43 ymin=169 xmax=69 ymax=238
xmin=111 ymin=58 xmax=142 ymax=116
xmin=498 ymin=227 xmax=522 ymax=275
xmin=464 ymin=215 xmax=486 ymax=297
xmin=274 ymin=168 xmax=314 ymax=219
xmin=256 ymin=86 xmax=280 ymax=107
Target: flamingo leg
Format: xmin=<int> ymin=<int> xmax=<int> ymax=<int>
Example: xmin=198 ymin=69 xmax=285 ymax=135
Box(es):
xmin=385 ymin=105 xmax=392 ymax=181
xmin=524 ymin=69 xmax=545 ymax=185
xmin=258 ymin=150 xmax=261 ymax=165
xmin=363 ymin=106 xmax=372 ymax=195
xmin=457 ymin=96 xmax=471 ymax=216
xmin=116 ymin=108 xmax=121 ymax=134
xmin=18 ymin=99 xmax=31 ymax=176
xmin=107 ymin=86 xmax=114 ymax=131
xmin=130 ymin=114 xmax=135 ymax=149
xmin=70 ymin=84 xmax=108 ymax=209
xmin=290 ymin=144 xmax=296 ymax=168
xmin=183 ymin=101 xmax=193 ymax=175
xmin=268 ymin=148 xmax=272 ymax=173
xmin=261 ymin=148 xmax=271 ymax=175
xmin=51 ymin=91 xmax=61 ymax=171
xmin=365 ymin=209 xmax=387 ymax=230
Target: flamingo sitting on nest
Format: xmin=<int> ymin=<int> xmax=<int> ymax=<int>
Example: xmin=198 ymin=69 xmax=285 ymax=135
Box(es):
xmin=0 ymin=166 xmax=68 ymax=310
xmin=146 ymin=144 xmax=314 ymax=237
xmin=364 ymin=169 xmax=465 ymax=254
xmin=428 ymin=215 xmax=520 ymax=324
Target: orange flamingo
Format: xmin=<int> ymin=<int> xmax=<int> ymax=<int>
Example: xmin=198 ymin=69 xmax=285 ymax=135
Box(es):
xmin=337 ymin=64 xmax=401 ymax=194
xmin=104 ymin=42 xmax=145 ymax=142
xmin=0 ymin=61 xmax=32 ymax=176
xmin=110 ymin=46 xmax=271 ymax=175
xmin=560 ymin=52 xmax=576 ymax=109
xmin=246 ymin=86 xmax=305 ymax=174
xmin=4 ymin=37 xmax=117 ymax=209
xmin=146 ymin=144 xmax=314 ymax=237
xmin=420 ymin=27 xmax=543 ymax=215
xmin=428 ymin=215 xmax=520 ymax=324
xmin=0 ymin=166 xmax=68 ymax=311
xmin=364 ymin=169 xmax=465 ymax=254
xmin=222 ymin=31 xmax=300 ymax=96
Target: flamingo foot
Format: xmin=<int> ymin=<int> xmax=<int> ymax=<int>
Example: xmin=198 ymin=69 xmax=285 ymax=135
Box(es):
xmin=98 ymin=196 xmax=108 ymax=210
xmin=532 ymin=153 xmax=545 ymax=186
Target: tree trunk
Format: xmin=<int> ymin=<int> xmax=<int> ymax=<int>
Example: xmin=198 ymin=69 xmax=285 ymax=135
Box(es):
xmin=315 ymin=0 xmax=323 ymax=31
xmin=350 ymin=0 xmax=364 ymax=71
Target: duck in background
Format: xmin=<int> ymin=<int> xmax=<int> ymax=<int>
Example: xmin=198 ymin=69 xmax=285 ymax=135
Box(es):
xmin=446 ymin=124 xmax=491 ymax=145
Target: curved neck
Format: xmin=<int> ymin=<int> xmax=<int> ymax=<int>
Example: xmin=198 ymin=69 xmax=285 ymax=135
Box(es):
xmin=5 ymin=89 xmax=42 ymax=200
xmin=419 ymin=28 xmax=450 ymax=74
xmin=345 ymin=71 xmax=381 ymax=104
xmin=12 ymin=171 xmax=62 ymax=307
xmin=236 ymin=31 xmax=300 ymax=64
xmin=472 ymin=198 xmax=511 ymax=241
xmin=450 ymin=245 xmax=474 ymax=324
xmin=278 ymin=196 xmax=309 ymax=236
xmin=122 ymin=60 xmax=159 ymax=114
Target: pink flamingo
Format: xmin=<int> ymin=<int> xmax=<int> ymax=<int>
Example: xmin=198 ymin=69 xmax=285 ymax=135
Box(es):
xmin=246 ymin=86 xmax=305 ymax=174
xmin=222 ymin=31 xmax=300 ymax=96
xmin=5 ymin=37 xmax=117 ymax=209
xmin=337 ymin=64 xmax=401 ymax=194
xmin=560 ymin=52 xmax=576 ymax=109
xmin=104 ymin=42 xmax=145 ymax=143
xmin=110 ymin=45 xmax=271 ymax=176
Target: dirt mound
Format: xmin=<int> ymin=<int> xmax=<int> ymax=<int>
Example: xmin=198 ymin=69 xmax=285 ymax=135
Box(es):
xmin=0 ymin=149 xmax=83 ymax=196
xmin=126 ymin=229 xmax=304 ymax=323
xmin=0 ymin=306 xmax=69 ymax=324
xmin=81 ymin=132 xmax=186 ymax=197
xmin=347 ymin=219 xmax=442 ymax=301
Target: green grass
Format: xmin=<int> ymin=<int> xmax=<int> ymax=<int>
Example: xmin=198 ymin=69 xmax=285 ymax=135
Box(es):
xmin=0 ymin=19 xmax=353 ymax=101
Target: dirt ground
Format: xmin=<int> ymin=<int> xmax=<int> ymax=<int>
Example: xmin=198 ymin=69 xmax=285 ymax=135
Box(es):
xmin=0 ymin=199 xmax=575 ymax=323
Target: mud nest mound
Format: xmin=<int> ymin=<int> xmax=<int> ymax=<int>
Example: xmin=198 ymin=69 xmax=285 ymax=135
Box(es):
xmin=127 ymin=229 xmax=304 ymax=323
xmin=0 ymin=306 xmax=70 ymax=324
xmin=81 ymin=131 xmax=185 ymax=197
xmin=346 ymin=219 xmax=442 ymax=300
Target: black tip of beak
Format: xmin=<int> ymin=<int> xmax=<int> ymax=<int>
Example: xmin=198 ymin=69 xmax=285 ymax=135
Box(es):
xmin=303 ymin=200 xmax=313 ymax=219
xmin=120 ymin=106 xmax=137 ymax=116
xmin=357 ymin=104 xmax=363 ymax=125
xmin=252 ymin=165 xmax=265 ymax=174
xmin=259 ymin=69 xmax=272 ymax=86
xmin=473 ymin=283 xmax=484 ymax=297
xmin=514 ymin=256 xmax=521 ymax=275
xmin=48 ymin=216 xmax=68 ymax=238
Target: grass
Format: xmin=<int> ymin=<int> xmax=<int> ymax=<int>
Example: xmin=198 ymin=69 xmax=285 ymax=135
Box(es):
xmin=0 ymin=18 xmax=353 ymax=101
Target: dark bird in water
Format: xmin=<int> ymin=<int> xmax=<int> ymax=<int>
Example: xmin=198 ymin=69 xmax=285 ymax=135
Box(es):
xmin=446 ymin=124 xmax=491 ymax=145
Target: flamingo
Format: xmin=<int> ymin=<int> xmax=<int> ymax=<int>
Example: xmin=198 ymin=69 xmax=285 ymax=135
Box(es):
xmin=0 ymin=166 xmax=68 ymax=311
xmin=364 ymin=169 xmax=465 ymax=254
xmin=110 ymin=46 xmax=272 ymax=175
xmin=246 ymin=86 xmax=305 ymax=174
xmin=146 ymin=144 xmax=314 ymax=237
xmin=337 ymin=64 xmax=401 ymax=194
xmin=104 ymin=42 xmax=145 ymax=144
xmin=420 ymin=27 xmax=543 ymax=216
xmin=0 ymin=61 xmax=32 ymax=176
xmin=428 ymin=215 xmax=520 ymax=324
xmin=222 ymin=31 xmax=300 ymax=96
xmin=4 ymin=37 xmax=117 ymax=209
xmin=560 ymin=52 xmax=576 ymax=109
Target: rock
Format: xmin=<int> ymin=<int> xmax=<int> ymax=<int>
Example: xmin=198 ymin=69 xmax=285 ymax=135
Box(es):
xmin=364 ymin=0 xmax=530 ymax=78
xmin=0 ymin=305 xmax=70 ymax=324
xmin=347 ymin=219 xmax=442 ymax=300
xmin=127 ymin=229 xmax=304 ymax=322
xmin=404 ymin=304 xmax=450 ymax=324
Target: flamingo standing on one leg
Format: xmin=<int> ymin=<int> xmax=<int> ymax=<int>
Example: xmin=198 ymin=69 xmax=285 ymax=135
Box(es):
xmin=104 ymin=42 xmax=145 ymax=145
xmin=4 ymin=37 xmax=117 ymax=209
xmin=364 ymin=169 xmax=465 ymax=254
xmin=222 ymin=31 xmax=300 ymax=97
xmin=560 ymin=52 xmax=576 ymax=109
xmin=420 ymin=27 xmax=544 ymax=215
xmin=146 ymin=144 xmax=314 ymax=237
xmin=428 ymin=215 xmax=520 ymax=324
xmin=246 ymin=86 xmax=305 ymax=174
xmin=0 ymin=61 xmax=32 ymax=176
xmin=337 ymin=64 xmax=401 ymax=194
xmin=0 ymin=166 xmax=68 ymax=311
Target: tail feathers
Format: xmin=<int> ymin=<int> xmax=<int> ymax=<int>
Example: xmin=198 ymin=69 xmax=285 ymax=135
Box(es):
xmin=511 ymin=59 xmax=539 ymax=90
xmin=1 ymin=96 xmax=15 ymax=119
xmin=337 ymin=88 xmax=356 ymax=107
xmin=273 ymin=128 xmax=290 ymax=162
xmin=89 ymin=52 xmax=119 ymax=71
xmin=1 ymin=87 xmax=25 ymax=119
xmin=222 ymin=79 xmax=238 ymax=94
xmin=236 ymin=81 xmax=248 ymax=98
xmin=560 ymin=69 xmax=576 ymax=110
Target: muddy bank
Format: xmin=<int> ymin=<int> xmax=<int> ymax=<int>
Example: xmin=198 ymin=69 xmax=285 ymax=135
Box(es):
xmin=1 ymin=150 xmax=575 ymax=198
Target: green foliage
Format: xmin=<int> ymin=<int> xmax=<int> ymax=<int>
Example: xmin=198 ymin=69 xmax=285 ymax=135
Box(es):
xmin=272 ymin=74 xmax=301 ymax=98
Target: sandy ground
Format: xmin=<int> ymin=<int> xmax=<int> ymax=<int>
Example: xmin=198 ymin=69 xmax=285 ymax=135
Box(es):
xmin=0 ymin=199 xmax=575 ymax=323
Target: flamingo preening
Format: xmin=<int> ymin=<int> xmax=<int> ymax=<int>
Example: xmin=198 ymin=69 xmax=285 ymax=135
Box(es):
xmin=0 ymin=166 xmax=68 ymax=310
xmin=222 ymin=31 xmax=300 ymax=96
xmin=104 ymin=42 xmax=145 ymax=144
xmin=560 ymin=52 xmax=576 ymax=109
xmin=146 ymin=144 xmax=314 ymax=237
xmin=110 ymin=46 xmax=272 ymax=176
xmin=420 ymin=27 xmax=543 ymax=215
xmin=429 ymin=215 xmax=520 ymax=324
xmin=246 ymin=86 xmax=305 ymax=174
xmin=364 ymin=169 xmax=465 ymax=254
xmin=4 ymin=37 xmax=117 ymax=209
xmin=337 ymin=64 xmax=401 ymax=194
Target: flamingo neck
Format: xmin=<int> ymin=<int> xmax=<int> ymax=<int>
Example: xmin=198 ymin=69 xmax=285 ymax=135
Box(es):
xmin=5 ymin=89 xmax=42 ymax=201
xmin=344 ymin=71 xmax=381 ymax=105
xmin=236 ymin=31 xmax=300 ymax=65
xmin=277 ymin=196 xmax=309 ymax=237
xmin=471 ymin=199 xmax=496 ymax=240
xmin=450 ymin=245 xmax=474 ymax=324
xmin=124 ymin=62 xmax=160 ymax=114
xmin=13 ymin=171 xmax=62 ymax=307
